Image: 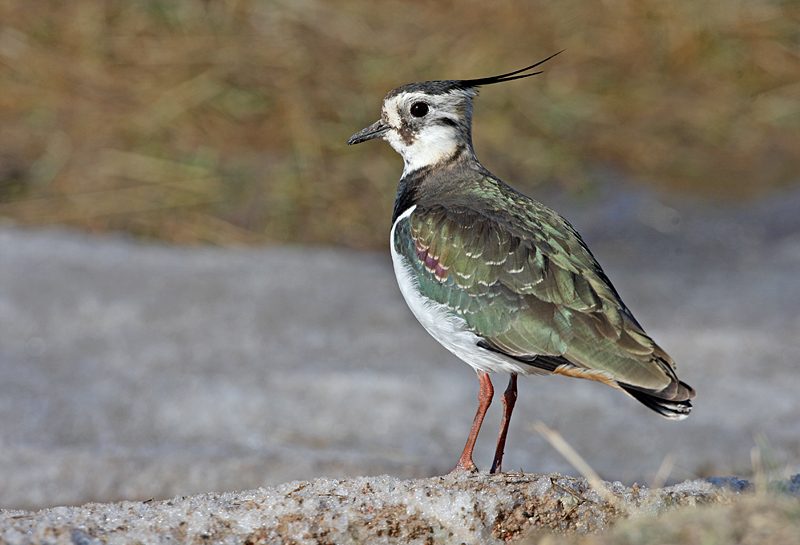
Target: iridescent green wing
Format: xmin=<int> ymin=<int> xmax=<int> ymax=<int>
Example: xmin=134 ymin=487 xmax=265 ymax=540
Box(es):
xmin=394 ymin=202 xmax=678 ymax=392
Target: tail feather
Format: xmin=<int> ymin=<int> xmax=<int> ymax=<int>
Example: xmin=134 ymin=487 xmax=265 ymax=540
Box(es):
xmin=476 ymin=339 xmax=696 ymax=420
xmin=619 ymin=381 xmax=694 ymax=420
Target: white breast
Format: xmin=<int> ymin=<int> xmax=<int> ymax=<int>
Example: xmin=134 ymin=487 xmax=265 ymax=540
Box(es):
xmin=389 ymin=206 xmax=530 ymax=375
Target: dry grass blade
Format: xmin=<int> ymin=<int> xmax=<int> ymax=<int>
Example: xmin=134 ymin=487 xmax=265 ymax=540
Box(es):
xmin=533 ymin=421 xmax=621 ymax=509
xmin=649 ymin=454 xmax=675 ymax=491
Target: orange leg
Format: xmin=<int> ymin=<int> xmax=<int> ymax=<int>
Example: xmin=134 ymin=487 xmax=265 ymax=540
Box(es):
xmin=490 ymin=374 xmax=518 ymax=474
xmin=453 ymin=371 xmax=494 ymax=472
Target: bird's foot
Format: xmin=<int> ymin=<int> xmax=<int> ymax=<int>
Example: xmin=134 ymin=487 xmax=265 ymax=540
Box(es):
xmin=450 ymin=458 xmax=479 ymax=474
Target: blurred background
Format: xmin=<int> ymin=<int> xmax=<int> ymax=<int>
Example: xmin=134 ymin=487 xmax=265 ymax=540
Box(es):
xmin=1 ymin=0 xmax=797 ymax=246
xmin=1 ymin=0 xmax=799 ymax=511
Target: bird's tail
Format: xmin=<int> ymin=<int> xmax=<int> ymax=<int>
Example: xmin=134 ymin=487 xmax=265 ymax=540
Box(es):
xmin=619 ymin=380 xmax=695 ymax=420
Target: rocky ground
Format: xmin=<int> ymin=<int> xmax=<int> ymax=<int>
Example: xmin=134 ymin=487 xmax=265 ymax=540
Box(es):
xmin=5 ymin=472 xmax=795 ymax=545
xmin=1 ymin=182 xmax=799 ymax=523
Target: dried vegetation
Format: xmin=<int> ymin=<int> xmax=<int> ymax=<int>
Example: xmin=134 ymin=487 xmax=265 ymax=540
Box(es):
xmin=1 ymin=1 xmax=798 ymax=246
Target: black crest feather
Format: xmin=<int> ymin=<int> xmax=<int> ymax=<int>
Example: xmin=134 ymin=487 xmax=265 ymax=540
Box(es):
xmin=384 ymin=51 xmax=564 ymax=99
xmin=457 ymin=50 xmax=564 ymax=88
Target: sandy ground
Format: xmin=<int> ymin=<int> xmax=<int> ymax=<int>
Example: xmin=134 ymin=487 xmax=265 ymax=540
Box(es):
xmin=1 ymin=181 xmax=799 ymax=509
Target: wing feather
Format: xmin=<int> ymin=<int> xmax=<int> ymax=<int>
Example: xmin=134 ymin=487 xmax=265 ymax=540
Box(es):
xmin=394 ymin=199 xmax=684 ymax=394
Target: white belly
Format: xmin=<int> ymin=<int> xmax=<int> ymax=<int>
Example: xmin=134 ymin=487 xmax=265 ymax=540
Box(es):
xmin=390 ymin=206 xmax=530 ymax=375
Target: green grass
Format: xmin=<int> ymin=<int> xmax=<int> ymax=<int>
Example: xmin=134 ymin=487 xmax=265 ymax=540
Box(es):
xmin=1 ymin=0 xmax=798 ymax=247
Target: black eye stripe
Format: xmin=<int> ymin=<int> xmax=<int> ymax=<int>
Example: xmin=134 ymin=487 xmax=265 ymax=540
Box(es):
xmin=436 ymin=117 xmax=459 ymax=128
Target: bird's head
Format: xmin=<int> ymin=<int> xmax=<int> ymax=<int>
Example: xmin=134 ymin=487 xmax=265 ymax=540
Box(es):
xmin=347 ymin=52 xmax=562 ymax=176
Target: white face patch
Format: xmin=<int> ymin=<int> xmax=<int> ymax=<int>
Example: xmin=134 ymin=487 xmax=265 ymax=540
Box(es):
xmin=380 ymin=91 xmax=467 ymax=176
xmin=383 ymin=94 xmax=405 ymax=129
xmin=387 ymin=124 xmax=459 ymax=177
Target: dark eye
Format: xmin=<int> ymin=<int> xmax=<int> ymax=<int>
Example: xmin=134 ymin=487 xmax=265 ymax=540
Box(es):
xmin=410 ymin=102 xmax=429 ymax=118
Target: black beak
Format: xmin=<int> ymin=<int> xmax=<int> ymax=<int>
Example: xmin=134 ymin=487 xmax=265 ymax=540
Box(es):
xmin=347 ymin=120 xmax=389 ymax=145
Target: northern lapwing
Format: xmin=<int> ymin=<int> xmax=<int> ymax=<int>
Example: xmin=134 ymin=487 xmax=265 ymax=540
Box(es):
xmin=347 ymin=53 xmax=695 ymax=473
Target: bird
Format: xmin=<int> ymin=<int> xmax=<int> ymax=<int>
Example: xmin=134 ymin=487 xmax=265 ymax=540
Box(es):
xmin=347 ymin=52 xmax=695 ymax=474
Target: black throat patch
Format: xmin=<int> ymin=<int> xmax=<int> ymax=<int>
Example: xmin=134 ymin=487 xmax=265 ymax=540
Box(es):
xmin=392 ymin=169 xmax=426 ymax=223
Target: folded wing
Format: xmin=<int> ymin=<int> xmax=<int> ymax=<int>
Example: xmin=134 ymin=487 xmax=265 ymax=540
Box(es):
xmin=393 ymin=199 xmax=694 ymax=418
